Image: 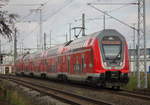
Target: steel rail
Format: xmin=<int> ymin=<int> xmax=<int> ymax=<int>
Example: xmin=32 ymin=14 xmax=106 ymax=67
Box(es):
xmin=5 ymin=76 xmax=114 ymax=105
xmin=1 ymin=75 xmax=150 ymax=102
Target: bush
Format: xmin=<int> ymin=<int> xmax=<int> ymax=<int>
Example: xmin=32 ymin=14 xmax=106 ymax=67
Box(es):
xmin=123 ymin=76 xmax=137 ymax=91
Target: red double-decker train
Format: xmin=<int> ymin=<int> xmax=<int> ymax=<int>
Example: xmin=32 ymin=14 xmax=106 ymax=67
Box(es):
xmin=15 ymin=29 xmax=130 ymax=89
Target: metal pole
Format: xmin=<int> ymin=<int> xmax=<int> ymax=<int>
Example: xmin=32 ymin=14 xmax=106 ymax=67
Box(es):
xmin=74 ymin=28 xmax=76 ymax=38
xmin=88 ymin=4 xmax=137 ymax=31
xmin=143 ymin=0 xmax=147 ymax=88
xmin=82 ymin=13 xmax=85 ymax=36
xmin=137 ymin=0 xmax=141 ymax=88
xmin=22 ymin=40 xmax=24 ymax=54
xmin=19 ymin=42 xmax=21 ymax=54
xmin=66 ymin=33 xmax=68 ymax=42
xmin=69 ymin=23 xmax=72 ymax=41
xmin=14 ymin=28 xmax=17 ymax=61
xmin=0 ymin=39 xmax=1 ymax=56
xmin=0 ymin=39 xmax=2 ymax=73
xmin=14 ymin=28 xmax=17 ymax=72
xmin=39 ymin=9 xmax=43 ymax=50
xmin=103 ymin=13 xmax=106 ymax=30
xmin=50 ymin=31 xmax=51 ymax=48
xmin=133 ymin=24 xmax=136 ymax=76
xmin=44 ymin=32 xmax=46 ymax=50
xmin=37 ymin=32 xmax=39 ymax=50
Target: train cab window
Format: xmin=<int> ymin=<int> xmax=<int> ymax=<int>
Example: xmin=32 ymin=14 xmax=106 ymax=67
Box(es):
xmin=101 ymin=36 xmax=123 ymax=65
xmin=103 ymin=44 xmax=121 ymax=59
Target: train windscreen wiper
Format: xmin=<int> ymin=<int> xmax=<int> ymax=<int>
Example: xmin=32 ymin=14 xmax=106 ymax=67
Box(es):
xmin=112 ymin=49 xmax=121 ymax=63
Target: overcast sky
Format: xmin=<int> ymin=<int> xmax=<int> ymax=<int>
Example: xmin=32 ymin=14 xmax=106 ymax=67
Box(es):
xmin=1 ymin=0 xmax=150 ymax=53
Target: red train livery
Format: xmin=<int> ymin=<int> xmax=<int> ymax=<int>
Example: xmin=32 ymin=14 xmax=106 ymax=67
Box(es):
xmin=15 ymin=29 xmax=130 ymax=88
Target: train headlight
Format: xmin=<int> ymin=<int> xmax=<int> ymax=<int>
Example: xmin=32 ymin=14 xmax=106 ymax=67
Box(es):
xmin=108 ymin=37 xmax=114 ymax=40
xmin=104 ymin=62 xmax=107 ymax=66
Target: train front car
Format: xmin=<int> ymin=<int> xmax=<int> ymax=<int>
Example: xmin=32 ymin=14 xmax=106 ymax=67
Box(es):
xmin=93 ymin=29 xmax=129 ymax=89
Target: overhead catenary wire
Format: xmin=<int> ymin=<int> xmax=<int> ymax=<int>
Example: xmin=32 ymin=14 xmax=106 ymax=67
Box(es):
xmin=87 ymin=4 xmax=138 ymax=31
xmin=14 ymin=0 xmax=56 ymax=51
xmin=14 ymin=0 xmax=50 ymax=23
xmin=89 ymin=3 xmax=138 ymax=5
xmin=43 ymin=0 xmax=74 ymax=21
xmin=4 ymin=0 xmax=139 ymax=51
xmin=75 ymin=4 xmax=131 ymax=22
xmin=73 ymin=3 xmax=135 ymax=32
xmin=7 ymin=3 xmax=42 ymax=6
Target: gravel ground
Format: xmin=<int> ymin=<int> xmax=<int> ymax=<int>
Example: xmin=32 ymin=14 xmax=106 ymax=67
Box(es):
xmin=0 ymin=79 xmax=70 ymax=105
xmin=13 ymin=77 xmax=150 ymax=105
xmin=0 ymin=100 xmax=11 ymax=105
xmin=0 ymin=101 xmax=9 ymax=105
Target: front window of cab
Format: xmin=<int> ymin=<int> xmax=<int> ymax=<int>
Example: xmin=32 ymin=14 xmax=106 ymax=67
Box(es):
xmin=103 ymin=44 xmax=121 ymax=60
xmin=101 ymin=36 xmax=123 ymax=65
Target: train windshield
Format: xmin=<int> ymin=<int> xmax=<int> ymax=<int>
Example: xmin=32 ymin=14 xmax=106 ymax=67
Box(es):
xmin=103 ymin=44 xmax=121 ymax=60
xmin=101 ymin=36 xmax=122 ymax=62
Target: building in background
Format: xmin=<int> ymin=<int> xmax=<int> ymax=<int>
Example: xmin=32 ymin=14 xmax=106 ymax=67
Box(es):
xmin=129 ymin=48 xmax=150 ymax=73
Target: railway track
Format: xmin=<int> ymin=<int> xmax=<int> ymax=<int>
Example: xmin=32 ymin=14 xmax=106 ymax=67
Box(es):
xmin=1 ymin=76 xmax=114 ymax=105
xmin=128 ymin=89 xmax=150 ymax=96
xmin=1 ymin=75 xmax=150 ymax=105
xmin=114 ymin=90 xmax=150 ymax=101
xmin=15 ymin=76 xmax=150 ymax=101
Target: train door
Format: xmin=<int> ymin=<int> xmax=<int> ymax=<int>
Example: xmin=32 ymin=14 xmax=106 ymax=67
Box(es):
xmin=71 ymin=53 xmax=85 ymax=81
xmin=5 ymin=66 xmax=9 ymax=74
xmin=74 ymin=54 xmax=84 ymax=74
xmin=67 ymin=56 xmax=70 ymax=74
xmin=81 ymin=54 xmax=85 ymax=73
xmin=61 ymin=56 xmax=66 ymax=73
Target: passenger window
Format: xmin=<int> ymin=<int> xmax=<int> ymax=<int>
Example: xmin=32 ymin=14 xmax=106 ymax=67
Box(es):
xmin=74 ymin=64 xmax=81 ymax=73
xmin=74 ymin=56 xmax=82 ymax=73
xmin=51 ymin=65 xmax=56 ymax=72
xmin=49 ymin=64 xmax=56 ymax=72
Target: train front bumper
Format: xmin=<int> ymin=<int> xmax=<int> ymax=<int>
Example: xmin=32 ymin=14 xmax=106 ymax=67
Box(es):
xmin=99 ymin=71 xmax=129 ymax=84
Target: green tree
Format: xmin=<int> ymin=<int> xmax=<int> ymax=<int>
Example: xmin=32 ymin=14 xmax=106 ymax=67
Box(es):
xmin=0 ymin=11 xmax=18 ymax=40
xmin=0 ymin=0 xmax=18 ymax=40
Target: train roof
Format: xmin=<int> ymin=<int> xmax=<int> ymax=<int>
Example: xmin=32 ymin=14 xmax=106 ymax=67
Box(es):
xmin=68 ymin=29 xmax=125 ymax=46
xmin=64 ymin=29 xmax=125 ymax=52
xmin=97 ymin=29 xmax=125 ymax=40
xmin=17 ymin=29 xmax=125 ymax=61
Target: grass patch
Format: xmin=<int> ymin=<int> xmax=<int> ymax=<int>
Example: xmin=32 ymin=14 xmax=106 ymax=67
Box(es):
xmin=6 ymin=90 xmax=28 ymax=105
xmin=123 ymin=75 xmax=137 ymax=91
xmin=0 ymin=80 xmax=32 ymax=105
xmin=123 ymin=73 xmax=150 ymax=90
